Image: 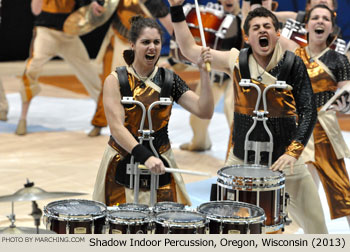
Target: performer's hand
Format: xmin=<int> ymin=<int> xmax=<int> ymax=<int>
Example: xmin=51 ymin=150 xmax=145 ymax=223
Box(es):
xmin=329 ymin=93 xmax=350 ymax=114
xmin=91 ymin=1 xmax=105 ymax=16
xmin=270 ymin=154 xmax=297 ymax=174
xmin=197 ymin=47 xmax=212 ymax=72
xmin=145 ymin=156 xmax=166 ymax=175
xmin=168 ymin=0 xmax=185 ymax=6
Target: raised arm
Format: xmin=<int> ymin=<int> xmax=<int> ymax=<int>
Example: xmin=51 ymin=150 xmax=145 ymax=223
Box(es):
xmin=168 ymin=0 xmax=236 ymax=74
xmin=177 ymin=47 xmax=214 ymax=119
xmin=103 ymin=75 xmax=165 ymax=174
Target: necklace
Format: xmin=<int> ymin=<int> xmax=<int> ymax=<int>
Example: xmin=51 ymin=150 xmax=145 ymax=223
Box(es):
xmin=256 ymin=61 xmax=267 ymax=82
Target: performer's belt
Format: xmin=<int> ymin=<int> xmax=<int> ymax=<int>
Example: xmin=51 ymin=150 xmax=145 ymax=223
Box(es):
xmin=315 ymin=91 xmax=335 ymax=108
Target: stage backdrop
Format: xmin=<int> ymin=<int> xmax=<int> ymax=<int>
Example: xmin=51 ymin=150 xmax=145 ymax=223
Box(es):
xmin=0 ymin=0 xmax=349 ymax=61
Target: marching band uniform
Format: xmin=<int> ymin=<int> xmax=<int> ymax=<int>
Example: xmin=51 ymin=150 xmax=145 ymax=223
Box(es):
xmin=20 ymin=0 xmax=101 ymax=105
xmin=92 ymin=66 xmax=191 ymax=206
xmin=225 ymin=42 xmax=328 ymax=233
xmin=295 ymin=46 xmax=350 ymax=219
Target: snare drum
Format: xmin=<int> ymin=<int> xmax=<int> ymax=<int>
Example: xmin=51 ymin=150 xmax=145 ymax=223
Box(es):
xmin=198 ymin=201 xmax=265 ymax=234
xmin=153 ymin=202 xmax=185 ymax=213
xmin=154 ymin=210 xmax=208 ymax=234
xmin=217 ymin=165 xmax=285 ymax=233
xmin=43 ymin=199 xmax=106 ymax=234
xmin=107 ymin=210 xmax=151 ymax=234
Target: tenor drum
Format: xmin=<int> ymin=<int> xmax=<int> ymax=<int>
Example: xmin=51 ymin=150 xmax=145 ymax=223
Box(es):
xmin=153 ymin=201 xmax=185 ymax=213
xmin=118 ymin=203 xmax=149 ymax=212
xmin=154 ymin=210 xmax=208 ymax=234
xmin=217 ymin=165 xmax=285 ymax=233
xmin=43 ymin=199 xmax=106 ymax=234
xmin=198 ymin=201 xmax=265 ymax=234
xmin=107 ymin=210 xmax=151 ymax=234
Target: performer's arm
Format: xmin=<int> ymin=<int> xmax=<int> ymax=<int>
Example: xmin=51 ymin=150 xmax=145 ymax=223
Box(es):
xmin=271 ymin=56 xmax=317 ymax=173
xmin=168 ymin=0 xmax=236 ymax=75
xmin=103 ymin=75 xmax=165 ymax=174
xmin=177 ymin=47 xmax=214 ymax=119
xmin=31 ymin=0 xmax=43 ymax=16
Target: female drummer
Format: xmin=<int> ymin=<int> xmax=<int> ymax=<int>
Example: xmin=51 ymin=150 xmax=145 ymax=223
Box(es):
xmin=294 ymin=4 xmax=350 ymax=225
xmin=92 ymin=16 xmax=214 ymax=206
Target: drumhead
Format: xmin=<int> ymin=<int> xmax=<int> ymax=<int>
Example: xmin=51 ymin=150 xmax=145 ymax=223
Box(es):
xmin=154 ymin=202 xmax=185 ymax=212
xmin=217 ymin=164 xmax=285 ymax=190
xmin=155 ymin=210 xmax=206 ymax=225
xmin=44 ymin=199 xmax=106 ymax=218
xmin=118 ymin=203 xmax=149 ymax=212
xmin=198 ymin=201 xmax=265 ymax=223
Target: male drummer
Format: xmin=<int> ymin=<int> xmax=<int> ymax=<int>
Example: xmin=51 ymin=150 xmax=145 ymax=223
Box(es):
xmin=168 ymin=1 xmax=328 ymax=234
xmin=15 ymin=0 xmax=103 ymax=135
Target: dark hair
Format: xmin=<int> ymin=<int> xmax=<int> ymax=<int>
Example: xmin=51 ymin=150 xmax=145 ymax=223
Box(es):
xmin=305 ymin=4 xmax=336 ymax=46
xmin=305 ymin=4 xmax=336 ymax=26
xmin=243 ymin=7 xmax=279 ymax=36
xmin=306 ymin=0 xmax=337 ymax=10
xmin=123 ymin=15 xmax=163 ymax=65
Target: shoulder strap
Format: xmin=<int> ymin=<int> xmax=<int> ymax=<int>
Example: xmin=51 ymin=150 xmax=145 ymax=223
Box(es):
xmin=116 ymin=66 xmax=132 ymax=97
xmin=238 ymin=47 xmax=251 ymax=79
xmin=159 ymin=67 xmax=174 ymax=98
xmin=296 ymin=11 xmax=306 ymax=23
xmin=278 ymin=51 xmax=295 ymax=82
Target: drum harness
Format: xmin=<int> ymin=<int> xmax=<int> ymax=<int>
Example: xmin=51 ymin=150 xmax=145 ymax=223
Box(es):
xmin=117 ymin=66 xmax=173 ymax=207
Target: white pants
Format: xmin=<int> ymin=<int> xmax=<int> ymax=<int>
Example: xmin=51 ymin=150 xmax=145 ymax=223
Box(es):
xmin=226 ymin=149 xmax=328 ymax=234
xmin=0 ymin=79 xmax=8 ymax=113
xmin=20 ymin=27 xmax=101 ymax=102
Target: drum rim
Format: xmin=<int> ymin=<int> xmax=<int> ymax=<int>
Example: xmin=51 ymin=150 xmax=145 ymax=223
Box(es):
xmin=217 ymin=165 xmax=285 ymax=189
xmin=118 ymin=203 xmax=149 ymax=211
xmin=197 ymin=201 xmax=266 ymax=223
xmin=43 ymin=199 xmax=107 ymax=219
xmin=153 ymin=201 xmax=185 ymax=212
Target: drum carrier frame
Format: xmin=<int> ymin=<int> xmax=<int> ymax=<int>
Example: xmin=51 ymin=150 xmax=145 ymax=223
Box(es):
xmin=117 ymin=66 xmax=173 ymax=207
xmin=218 ymin=48 xmax=296 ymax=233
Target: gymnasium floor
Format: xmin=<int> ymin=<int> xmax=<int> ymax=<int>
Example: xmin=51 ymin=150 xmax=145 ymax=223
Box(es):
xmin=0 ymin=60 xmax=349 ymax=234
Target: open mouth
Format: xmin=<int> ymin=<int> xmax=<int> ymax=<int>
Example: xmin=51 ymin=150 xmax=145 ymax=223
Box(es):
xmin=259 ymin=37 xmax=269 ymax=47
xmin=315 ymin=28 xmax=325 ymax=34
xmin=145 ymin=54 xmax=155 ymax=60
xmin=225 ymin=4 xmax=233 ymax=8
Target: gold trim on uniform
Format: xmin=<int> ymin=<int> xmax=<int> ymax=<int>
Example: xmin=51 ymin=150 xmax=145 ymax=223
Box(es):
xmin=42 ymin=0 xmax=75 ymax=14
xmin=285 ymin=140 xmax=304 ymax=159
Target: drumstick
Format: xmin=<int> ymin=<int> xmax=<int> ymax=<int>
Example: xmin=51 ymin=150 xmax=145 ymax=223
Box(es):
xmin=194 ymin=0 xmax=211 ymax=72
xmin=138 ymin=165 xmax=210 ymax=177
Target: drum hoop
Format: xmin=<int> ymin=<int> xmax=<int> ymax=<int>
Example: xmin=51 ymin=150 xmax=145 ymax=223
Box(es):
xmin=205 ymin=214 xmax=266 ymax=224
xmin=108 ymin=217 xmax=150 ymax=225
xmin=43 ymin=199 xmax=107 ymax=220
xmin=217 ymin=179 xmax=285 ymax=191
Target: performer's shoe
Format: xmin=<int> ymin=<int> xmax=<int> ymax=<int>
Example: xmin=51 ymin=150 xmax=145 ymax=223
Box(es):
xmin=0 ymin=111 xmax=7 ymax=121
xmin=88 ymin=126 xmax=102 ymax=137
xmin=15 ymin=119 xmax=27 ymax=135
xmin=179 ymin=142 xmax=211 ymax=152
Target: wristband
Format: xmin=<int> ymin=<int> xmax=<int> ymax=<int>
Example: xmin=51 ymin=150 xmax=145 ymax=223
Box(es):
xmin=170 ymin=5 xmax=186 ymax=23
xmin=131 ymin=144 xmax=154 ymax=163
xmin=250 ymin=0 xmax=262 ymax=5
